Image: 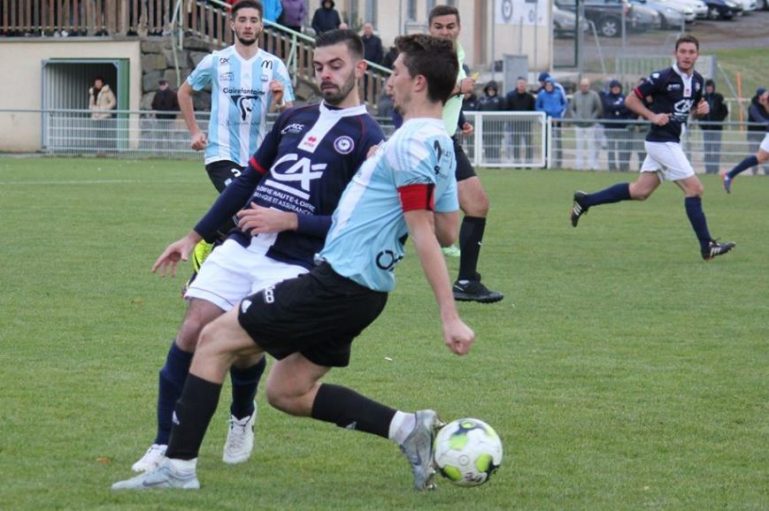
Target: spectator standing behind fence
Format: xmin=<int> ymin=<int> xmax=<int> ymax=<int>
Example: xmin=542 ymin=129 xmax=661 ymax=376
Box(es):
xmin=505 ymin=77 xmax=536 ymax=164
xmin=311 ymin=0 xmax=340 ymax=34
xmin=536 ymin=77 xmax=566 ymax=167
xmin=278 ymin=0 xmax=306 ymax=32
xmin=746 ymin=87 xmax=769 ymax=175
xmin=478 ymin=81 xmax=505 ymax=162
xmin=569 ymin=78 xmax=603 ymax=170
xmin=698 ymin=79 xmax=728 ymax=175
xmin=601 ymin=80 xmax=633 ymax=172
xmin=151 ymin=80 xmax=180 ymax=152
xmin=361 ymin=23 xmax=383 ymax=64
xmin=89 ymin=76 xmax=116 ymax=150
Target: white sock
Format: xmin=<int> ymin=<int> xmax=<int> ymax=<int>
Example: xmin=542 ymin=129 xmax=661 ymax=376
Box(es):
xmin=167 ymin=457 xmax=197 ymax=473
xmin=388 ymin=411 xmax=416 ymax=445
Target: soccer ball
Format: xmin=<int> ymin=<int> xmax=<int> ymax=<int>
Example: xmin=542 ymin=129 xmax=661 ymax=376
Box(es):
xmin=433 ymin=418 xmax=503 ymax=487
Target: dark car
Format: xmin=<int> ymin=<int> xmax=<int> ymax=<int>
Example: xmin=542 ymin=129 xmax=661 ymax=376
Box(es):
xmin=555 ymin=0 xmax=654 ymax=37
xmin=703 ymin=0 xmax=743 ymax=18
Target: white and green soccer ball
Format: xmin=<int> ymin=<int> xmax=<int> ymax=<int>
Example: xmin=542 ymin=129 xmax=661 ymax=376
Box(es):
xmin=433 ymin=418 xmax=503 ymax=487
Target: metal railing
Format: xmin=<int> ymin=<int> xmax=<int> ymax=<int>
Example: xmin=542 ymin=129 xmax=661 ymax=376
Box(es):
xmin=7 ymin=108 xmax=767 ymax=176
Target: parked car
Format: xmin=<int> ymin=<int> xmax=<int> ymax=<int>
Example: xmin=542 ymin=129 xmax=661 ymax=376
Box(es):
xmin=639 ymin=0 xmax=697 ymax=23
xmin=629 ymin=2 xmax=663 ymax=28
xmin=733 ymin=0 xmax=757 ymax=12
xmin=555 ymin=0 xmax=652 ymax=37
xmin=666 ymin=0 xmax=710 ymax=18
xmin=553 ymin=5 xmax=590 ymax=37
xmin=703 ymin=0 xmax=742 ymax=18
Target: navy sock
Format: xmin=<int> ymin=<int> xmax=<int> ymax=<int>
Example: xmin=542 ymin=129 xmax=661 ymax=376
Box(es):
xmin=727 ymin=155 xmax=759 ymax=179
xmin=583 ymin=182 xmax=631 ymax=207
xmin=166 ymin=374 xmax=222 ymax=460
xmin=229 ymin=357 xmax=266 ymax=419
xmin=684 ymin=196 xmax=712 ymax=249
xmin=458 ymin=216 xmax=486 ymax=281
xmin=154 ymin=342 xmax=193 ymax=445
xmin=311 ymin=383 xmax=397 ymax=439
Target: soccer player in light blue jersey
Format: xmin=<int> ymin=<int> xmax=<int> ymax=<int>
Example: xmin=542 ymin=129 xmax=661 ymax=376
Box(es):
xmin=179 ymin=0 xmax=294 ymax=190
xmin=113 ymin=33 xmax=474 ymax=493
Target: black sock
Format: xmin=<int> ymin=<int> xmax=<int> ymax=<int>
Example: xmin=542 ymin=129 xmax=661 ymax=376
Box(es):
xmin=311 ymin=383 xmax=397 ymax=439
xmin=155 ymin=342 xmax=193 ymax=445
xmin=684 ymin=196 xmax=713 ymax=250
xmin=229 ymin=357 xmax=266 ymax=419
xmin=727 ymin=155 xmax=759 ymax=179
xmin=583 ymin=182 xmax=631 ymax=207
xmin=458 ymin=216 xmax=486 ymax=281
xmin=166 ymin=374 xmax=222 ymax=460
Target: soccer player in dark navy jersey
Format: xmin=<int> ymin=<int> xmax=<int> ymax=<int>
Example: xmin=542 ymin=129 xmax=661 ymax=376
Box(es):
xmin=127 ymin=29 xmax=385 ymax=474
xmin=569 ymin=35 xmax=735 ymax=261
xmin=722 ymin=89 xmax=769 ymax=193
xmin=113 ymin=33 xmax=473 ymax=493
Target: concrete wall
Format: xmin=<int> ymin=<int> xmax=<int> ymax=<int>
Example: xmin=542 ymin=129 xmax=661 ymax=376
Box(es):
xmin=0 ymin=38 xmax=142 ymax=151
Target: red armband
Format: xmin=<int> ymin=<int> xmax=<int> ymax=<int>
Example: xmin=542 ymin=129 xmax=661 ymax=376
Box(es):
xmin=398 ymin=183 xmax=435 ymax=212
xmin=249 ymin=156 xmax=267 ymax=175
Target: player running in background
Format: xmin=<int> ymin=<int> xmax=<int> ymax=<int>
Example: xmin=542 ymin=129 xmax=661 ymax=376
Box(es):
xmin=570 ymin=35 xmax=735 ymax=261
xmin=178 ymin=0 xmax=294 ymax=271
xmin=129 ymin=29 xmax=383 ymax=473
xmin=428 ymin=5 xmax=503 ymax=303
xmin=113 ymin=33 xmax=473 ymax=492
xmin=722 ymin=89 xmax=769 ymax=193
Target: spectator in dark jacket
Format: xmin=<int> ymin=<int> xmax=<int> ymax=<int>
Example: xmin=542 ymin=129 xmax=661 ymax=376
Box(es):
xmin=505 ymin=77 xmax=536 ymax=163
xmin=478 ymin=81 xmax=505 ymax=161
xmin=278 ymin=0 xmax=306 ymax=32
xmin=382 ymin=46 xmax=398 ymax=69
xmin=151 ymin=79 xmax=180 ymax=151
xmin=311 ymin=0 xmax=340 ymax=34
xmin=699 ymin=79 xmax=729 ymax=174
xmin=361 ymin=22 xmax=383 ymax=64
xmin=747 ymin=87 xmax=769 ymax=174
xmin=601 ymin=79 xmax=634 ymax=171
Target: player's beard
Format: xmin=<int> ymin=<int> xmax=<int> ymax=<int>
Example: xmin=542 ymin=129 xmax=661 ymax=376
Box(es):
xmin=321 ymin=71 xmax=357 ymax=106
xmin=237 ymin=34 xmax=258 ymax=46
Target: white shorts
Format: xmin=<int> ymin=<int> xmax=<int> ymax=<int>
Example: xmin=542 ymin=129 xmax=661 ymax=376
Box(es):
xmin=185 ymin=235 xmax=308 ymax=312
xmin=760 ymin=133 xmax=769 ymax=153
xmin=640 ymin=141 xmax=695 ymax=181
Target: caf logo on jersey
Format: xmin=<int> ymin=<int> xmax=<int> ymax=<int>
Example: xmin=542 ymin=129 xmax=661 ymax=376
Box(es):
xmin=334 ymin=136 xmax=354 ymax=155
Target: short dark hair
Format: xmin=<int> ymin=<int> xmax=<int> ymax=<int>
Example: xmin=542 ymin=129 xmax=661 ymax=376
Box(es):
xmin=395 ymin=34 xmax=457 ymax=104
xmin=429 ymin=5 xmax=460 ymax=25
xmin=231 ymin=0 xmax=263 ymax=19
xmin=315 ymin=29 xmax=364 ymax=60
xmin=675 ymin=34 xmax=699 ymax=51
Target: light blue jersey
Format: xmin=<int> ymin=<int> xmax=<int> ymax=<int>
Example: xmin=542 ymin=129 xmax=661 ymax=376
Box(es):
xmin=320 ymin=118 xmax=459 ymax=292
xmin=187 ymin=45 xmax=295 ymax=166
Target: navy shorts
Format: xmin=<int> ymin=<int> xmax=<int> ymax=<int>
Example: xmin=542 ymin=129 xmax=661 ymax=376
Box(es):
xmin=237 ymin=263 xmax=388 ymax=367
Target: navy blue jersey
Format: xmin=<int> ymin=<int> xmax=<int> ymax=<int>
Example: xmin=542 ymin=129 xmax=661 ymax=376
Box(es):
xmin=634 ymin=65 xmax=704 ymax=143
xmin=195 ymin=102 xmax=385 ymax=269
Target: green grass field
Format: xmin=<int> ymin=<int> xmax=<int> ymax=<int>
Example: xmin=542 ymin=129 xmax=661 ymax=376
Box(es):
xmin=1 ymin=157 xmax=768 ymax=510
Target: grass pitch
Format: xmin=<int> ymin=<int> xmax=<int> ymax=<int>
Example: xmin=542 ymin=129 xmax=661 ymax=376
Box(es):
xmin=1 ymin=157 xmax=768 ymax=510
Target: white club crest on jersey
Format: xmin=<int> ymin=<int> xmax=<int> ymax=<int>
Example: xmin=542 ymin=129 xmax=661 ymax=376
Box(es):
xmin=334 ymin=136 xmax=354 ymax=154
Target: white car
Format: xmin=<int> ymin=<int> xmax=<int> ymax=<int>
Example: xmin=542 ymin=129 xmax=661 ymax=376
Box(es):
xmin=665 ymin=0 xmax=709 ymax=17
xmin=653 ymin=0 xmax=698 ymax=21
xmin=733 ymin=0 xmax=757 ymax=11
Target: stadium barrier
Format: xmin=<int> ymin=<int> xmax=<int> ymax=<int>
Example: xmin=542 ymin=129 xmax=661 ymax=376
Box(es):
xmin=2 ymin=108 xmax=768 ymax=176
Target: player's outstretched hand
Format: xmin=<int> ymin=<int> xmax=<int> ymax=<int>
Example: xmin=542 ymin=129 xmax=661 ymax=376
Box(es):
xmin=237 ymin=203 xmax=298 ymax=234
xmin=442 ymin=317 xmax=475 ymax=356
xmin=190 ymin=131 xmax=207 ymax=151
xmin=152 ymin=233 xmax=200 ymax=277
